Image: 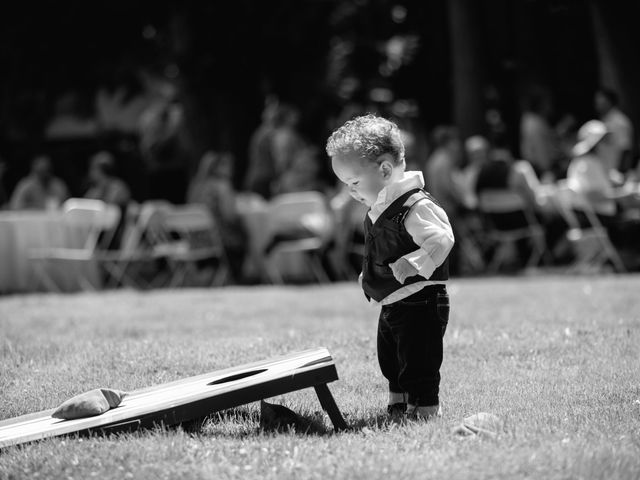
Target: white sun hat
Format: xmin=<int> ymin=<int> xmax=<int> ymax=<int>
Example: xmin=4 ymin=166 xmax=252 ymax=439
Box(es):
xmin=572 ymin=120 xmax=608 ymax=157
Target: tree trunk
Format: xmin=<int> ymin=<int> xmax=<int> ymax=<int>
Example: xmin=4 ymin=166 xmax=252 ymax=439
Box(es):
xmin=589 ymin=0 xmax=640 ymax=155
xmin=448 ymin=0 xmax=487 ymax=139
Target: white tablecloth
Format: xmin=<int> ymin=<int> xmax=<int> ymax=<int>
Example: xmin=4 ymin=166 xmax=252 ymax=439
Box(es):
xmin=0 ymin=211 xmax=101 ymax=293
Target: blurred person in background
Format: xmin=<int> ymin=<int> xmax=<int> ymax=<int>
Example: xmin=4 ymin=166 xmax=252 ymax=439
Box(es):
xmin=423 ymin=126 xmax=466 ymax=275
xmin=476 ymin=139 xmax=540 ymax=212
xmin=459 ymin=135 xmax=491 ymax=210
xmin=555 ymin=113 xmax=579 ymax=168
xmin=187 ymin=150 xmax=248 ymax=282
xmin=139 ymin=97 xmax=188 ymax=203
xmin=84 ymin=150 xmax=131 ymax=249
xmin=272 ymin=145 xmax=329 ymax=195
xmin=519 ymin=87 xmax=564 ymax=182
xmin=244 ymin=97 xmax=279 ymax=199
xmin=85 ymin=151 xmax=131 ymax=208
xmin=476 ymin=135 xmax=569 ymax=266
xmin=10 ymin=155 xmax=69 ymax=210
xmin=565 ymin=120 xmax=640 ymax=256
xmin=424 ymin=126 xmax=466 ymax=216
xmin=85 ymin=151 xmax=131 ymax=249
xmin=271 ymin=104 xmax=306 ymax=184
xmin=594 ymin=87 xmax=635 ymax=176
xmin=566 ymin=121 xmax=617 ymax=218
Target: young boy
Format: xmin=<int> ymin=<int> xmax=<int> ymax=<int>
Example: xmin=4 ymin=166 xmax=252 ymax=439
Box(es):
xmin=326 ymin=114 xmax=454 ymax=420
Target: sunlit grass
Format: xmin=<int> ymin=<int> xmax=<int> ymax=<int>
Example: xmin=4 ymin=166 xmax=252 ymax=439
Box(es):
xmin=1 ymin=275 xmax=639 ymax=479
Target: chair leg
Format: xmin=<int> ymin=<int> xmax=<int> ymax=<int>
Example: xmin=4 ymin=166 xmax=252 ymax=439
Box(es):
xmin=603 ymin=242 xmax=626 ymax=272
xmin=168 ymin=262 xmax=188 ymax=287
xmin=30 ymin=259 xmax=61 ymax=293
xmin=211 ymin=260 xmax=231 ymax=287
xmin=101 ymin=261 xmax=122 ymax=289
xmin=264 ymin=256 xmax=284 ymax=284
xmin=308 ymin=252 xmax=330 ymax=283
xmin=104 ymin=261 xmax=149 ymax=290
xmin=75 ymin=261 xmax=99 ymax=291
xmin=525 ymin=237 xmax=544 ymax=269
xmin=260 ymin=250 xmax=285 ymax=284
xmin=458 ymin=237 xmax=486 ymax=274
xmin=488 ymin=242 xmax=509 ymax=272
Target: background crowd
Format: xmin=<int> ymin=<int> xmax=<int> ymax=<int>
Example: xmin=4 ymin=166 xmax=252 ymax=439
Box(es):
xmin=1 ymin=1 xmax=639 ymax=289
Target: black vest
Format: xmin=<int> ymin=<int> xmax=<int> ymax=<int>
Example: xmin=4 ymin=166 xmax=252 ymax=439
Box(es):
xmin=362 ymin=188 xmax=449 ymax=302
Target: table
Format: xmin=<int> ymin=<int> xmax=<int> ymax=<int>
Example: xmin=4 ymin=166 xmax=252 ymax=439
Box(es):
xmin=0 ymin=211 xmax=101 ymax=293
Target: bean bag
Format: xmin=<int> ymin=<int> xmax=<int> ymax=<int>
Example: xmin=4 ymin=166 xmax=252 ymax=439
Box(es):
xmin=52 ymin=388 xmax=127 ymax=420
xmin=453 ymin=412 xmax=503 ymax=438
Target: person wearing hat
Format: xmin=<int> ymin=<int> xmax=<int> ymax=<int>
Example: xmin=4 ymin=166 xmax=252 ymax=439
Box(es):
xmin=567 ymin=120 xmax=622 ymax=218
xmin=565 ymin=120 xmax=640 ymax=255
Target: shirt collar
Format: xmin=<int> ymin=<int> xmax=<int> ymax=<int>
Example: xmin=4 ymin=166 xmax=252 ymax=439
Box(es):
xmin=368 ymin=170 xmax=425 ymax=222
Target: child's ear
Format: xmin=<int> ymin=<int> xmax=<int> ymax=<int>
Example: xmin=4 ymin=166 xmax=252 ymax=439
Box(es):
xmin=378 ymin=157 xmax=394 ymax=179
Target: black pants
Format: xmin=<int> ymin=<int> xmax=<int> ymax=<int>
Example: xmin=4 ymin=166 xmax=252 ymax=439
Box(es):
xmin=377 ymin=286 xmax=449 ymax=407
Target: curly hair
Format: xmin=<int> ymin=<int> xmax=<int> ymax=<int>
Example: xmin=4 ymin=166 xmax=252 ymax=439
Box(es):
xmin=325 ymin=114 xmax=405 ymax=165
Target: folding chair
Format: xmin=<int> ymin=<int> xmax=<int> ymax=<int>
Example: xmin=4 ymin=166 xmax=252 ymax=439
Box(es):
xmin=95 ymin=202 xmax=170 ymax=289
xmin=552 ymin=182 xmax=626 ymax=273
xmin=477 ymin=189 xmax=548 ymax=272
xmin=263 ymin=191 xmax=335 ymax=284
xmin=159 ymin=204 xmax=231 ymax=287
xmin=29 ymin=198 xmax=121 ymax=291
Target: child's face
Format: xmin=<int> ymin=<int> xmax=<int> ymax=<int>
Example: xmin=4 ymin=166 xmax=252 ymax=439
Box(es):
xmin=331 ymin=151 xmax=393 ymax=206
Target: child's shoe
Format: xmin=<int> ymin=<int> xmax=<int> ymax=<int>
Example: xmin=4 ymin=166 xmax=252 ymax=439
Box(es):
xmin=386 ymin=392 xmax=407 ymax=422
xmin=407 ymin=404 xmax=442 ymax=421
xmin=386 ymin=402 xmax=407 ymax=422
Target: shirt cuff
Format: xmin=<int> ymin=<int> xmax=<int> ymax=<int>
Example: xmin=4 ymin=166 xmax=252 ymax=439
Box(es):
xmin=402 ymin=250 xmax=437 ymax=280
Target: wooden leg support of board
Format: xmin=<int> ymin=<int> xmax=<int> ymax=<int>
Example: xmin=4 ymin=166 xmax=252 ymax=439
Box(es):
xmin=314 ymin=384 xmax=349 ymax=431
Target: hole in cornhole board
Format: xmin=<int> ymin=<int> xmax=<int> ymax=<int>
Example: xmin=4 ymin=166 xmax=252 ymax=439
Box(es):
xmin=207 ymin=369 xmax=268 ymax=385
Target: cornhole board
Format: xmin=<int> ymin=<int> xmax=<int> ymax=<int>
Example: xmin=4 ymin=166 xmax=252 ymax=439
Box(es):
xmin=0 ymin=347 xmax=347 ymax=449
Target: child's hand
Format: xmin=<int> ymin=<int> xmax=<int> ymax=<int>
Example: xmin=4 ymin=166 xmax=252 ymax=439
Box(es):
xmin=390 ymin=258 xmax=418 ymax=284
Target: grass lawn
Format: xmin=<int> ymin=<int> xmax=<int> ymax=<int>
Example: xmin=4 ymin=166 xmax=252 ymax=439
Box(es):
xmin=1 ymin=274 xmax=639 ymax=479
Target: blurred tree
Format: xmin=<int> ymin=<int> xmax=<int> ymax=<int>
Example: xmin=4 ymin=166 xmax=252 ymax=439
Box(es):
xmin=448 ymin=0 xmax=487 ymax=139
xmin=589 ymin=0 xmax=640 ymax=157
xmin=0 ymin=0 xmax=636 ymax=197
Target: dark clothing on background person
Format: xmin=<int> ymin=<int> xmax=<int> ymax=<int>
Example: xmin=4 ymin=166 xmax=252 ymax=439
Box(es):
xmin=475 ymin=156 xmax=569 ymax=265
xmin=475 ymin=158 xmax=528 ymax=230
xmin=187 ymin=163 xmax=248 ymax=282
xmin=85 ymin=177 xmax=131 ymax=208
xmin=245 ymin=124 xmax=277 ymax=199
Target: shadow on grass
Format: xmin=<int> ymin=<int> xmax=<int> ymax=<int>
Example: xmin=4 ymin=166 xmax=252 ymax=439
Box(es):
xmin=167 ymin=403 xmax=401 ymax=438
xmin=181 ymin=406 xmax=398 ymax=437
xmin=178 ymin=406 xmax=334 ymax=437
xmin=8 ymin=406 xmax=393 ymax=450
